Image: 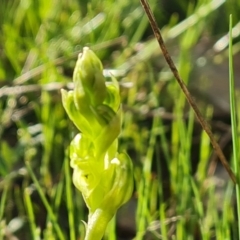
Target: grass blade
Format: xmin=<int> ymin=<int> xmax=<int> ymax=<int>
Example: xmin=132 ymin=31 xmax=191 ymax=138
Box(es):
xmin=229 ymin=14 xmax=240 ymax=238
xmin=25 ymin=161 xmax=65 ymax=240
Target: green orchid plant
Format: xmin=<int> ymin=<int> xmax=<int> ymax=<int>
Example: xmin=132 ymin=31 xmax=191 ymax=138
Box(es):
xmin=61 ymin=47 xmax=133 ymax=240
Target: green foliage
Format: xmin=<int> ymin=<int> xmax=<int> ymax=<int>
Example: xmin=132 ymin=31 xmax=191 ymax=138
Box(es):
xmin=0 ymin=0 xmax=240 ymax=239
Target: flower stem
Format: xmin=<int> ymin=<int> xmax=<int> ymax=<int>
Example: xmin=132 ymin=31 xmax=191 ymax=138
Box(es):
xmin=85 ymin=209 xmax=113 ymax=240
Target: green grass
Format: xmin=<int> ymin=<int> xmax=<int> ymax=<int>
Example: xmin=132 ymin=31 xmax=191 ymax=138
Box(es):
xmin=0 ymin=0 xmax=240 ymax=239
xmin=229 ymin=14 xmax=240 ymax=239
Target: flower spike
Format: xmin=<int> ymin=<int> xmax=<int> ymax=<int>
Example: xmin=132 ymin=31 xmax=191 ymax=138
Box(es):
xmin=61 ymin=47 xmax=133 ymax=240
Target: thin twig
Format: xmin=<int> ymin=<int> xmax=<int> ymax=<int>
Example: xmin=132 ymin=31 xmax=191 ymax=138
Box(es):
xmin=140 ymin=0 xmax=237 ymax=184
xmin=0 ymin=82 xmax=74 ymax=98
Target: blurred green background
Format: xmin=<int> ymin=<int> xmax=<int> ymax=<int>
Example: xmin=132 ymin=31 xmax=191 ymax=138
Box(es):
xmin=1 ymin=0 xmax=240 ymax=239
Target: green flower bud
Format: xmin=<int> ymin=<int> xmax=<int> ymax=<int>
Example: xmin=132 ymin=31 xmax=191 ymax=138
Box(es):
xmin=61 ymin=89 xmax=93 ymax=137
xmin=104 ymin=76 xmax=120 ymax=112
xmin=70 ymin=134 xmax=103 ymax=195
xmin=83 ymin=152 xmax=133 ymax=240
xmin=94 ymin=106 xmax=121 ymax=158
xmin=100 ymin=152 xmax=133 ymax=212
xmin=73 ymin=47 xmax=107 ymax=108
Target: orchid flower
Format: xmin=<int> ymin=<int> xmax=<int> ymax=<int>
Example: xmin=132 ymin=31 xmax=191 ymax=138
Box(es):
xmin=61 ymin=47 xmax=133 ymax=240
